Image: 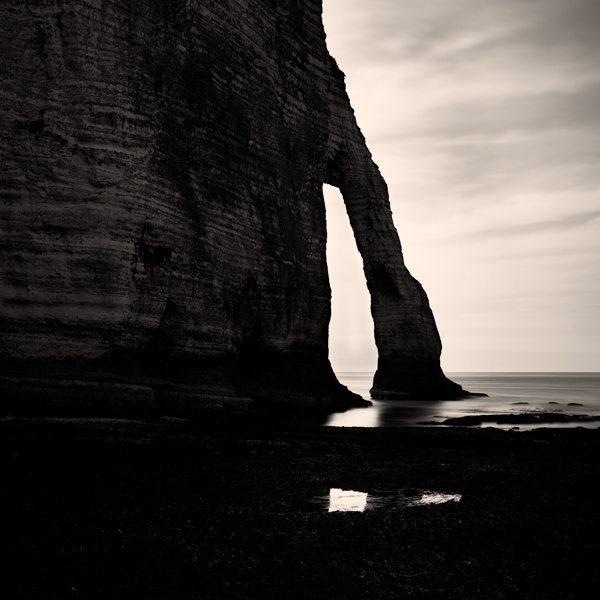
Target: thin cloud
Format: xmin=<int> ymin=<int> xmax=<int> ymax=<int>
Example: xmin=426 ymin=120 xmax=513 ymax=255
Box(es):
xmin=438 ymin=209 xmax=600 ymax=243
xmin=408 ymin=81 xmax=600 ymax=139
xmin=326 ymin=0 xmax=600 ymax=66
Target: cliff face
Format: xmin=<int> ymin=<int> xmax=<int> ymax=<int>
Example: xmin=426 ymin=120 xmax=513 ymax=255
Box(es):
xmin=0 ymin=0 xmax=462 ymax=415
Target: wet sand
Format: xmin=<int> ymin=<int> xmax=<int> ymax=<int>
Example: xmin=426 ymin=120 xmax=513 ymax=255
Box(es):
xmin=2 ymin=415 xmax=599 ymax=599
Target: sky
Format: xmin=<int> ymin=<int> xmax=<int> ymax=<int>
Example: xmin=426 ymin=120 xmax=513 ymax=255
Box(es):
xmin=322 ymin=0 xmax=600 ymax=373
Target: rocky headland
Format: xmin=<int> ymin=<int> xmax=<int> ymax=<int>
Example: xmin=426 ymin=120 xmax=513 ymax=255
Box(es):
xmin=433 ymin=413 xmax=600 ymax=426
xmin=0 ymin=0 xmax=462 ymax=416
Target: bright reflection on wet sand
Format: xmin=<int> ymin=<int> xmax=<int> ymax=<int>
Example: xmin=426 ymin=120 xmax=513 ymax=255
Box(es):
xmin=324 ymin=489 xmax=461 ymax=512
xmin=407 ymin=492 xmax=462 ymax=506
xmin=328 ymin=488 xmax=368 ymax=512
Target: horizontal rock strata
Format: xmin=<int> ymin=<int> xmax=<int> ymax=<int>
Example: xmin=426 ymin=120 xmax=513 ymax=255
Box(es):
xmin=0 ymin=0 xmax=461 ymax=415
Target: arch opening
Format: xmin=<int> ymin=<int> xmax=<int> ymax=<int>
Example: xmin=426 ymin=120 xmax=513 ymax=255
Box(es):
xmin=323 ymin=184 xmax=377 ymax=383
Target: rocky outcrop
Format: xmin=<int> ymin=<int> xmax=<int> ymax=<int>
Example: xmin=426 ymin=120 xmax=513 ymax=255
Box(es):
xmin=0 ymin=0 xmax=462 ymax=415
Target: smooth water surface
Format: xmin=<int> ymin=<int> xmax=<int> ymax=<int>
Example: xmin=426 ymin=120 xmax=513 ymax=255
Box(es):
xmin=328 ymin=372 xmax=600 ymax=430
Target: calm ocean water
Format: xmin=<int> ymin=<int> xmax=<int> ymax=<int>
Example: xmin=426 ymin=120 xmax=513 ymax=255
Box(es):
xmin=327 ymin=372 xmax=600 ymax=430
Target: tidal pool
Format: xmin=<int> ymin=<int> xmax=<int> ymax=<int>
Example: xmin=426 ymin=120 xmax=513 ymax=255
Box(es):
xmin=310 ymin=488 xmax=462 ymax=512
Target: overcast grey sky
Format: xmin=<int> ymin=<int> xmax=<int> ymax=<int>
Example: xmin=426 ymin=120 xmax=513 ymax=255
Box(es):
xmin=322 ymin=0 xmax=600 ymax=373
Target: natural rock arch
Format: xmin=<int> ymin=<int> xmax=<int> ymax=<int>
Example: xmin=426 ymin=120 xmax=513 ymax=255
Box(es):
xmin=0 ymin=0 xmax=462 ymax=415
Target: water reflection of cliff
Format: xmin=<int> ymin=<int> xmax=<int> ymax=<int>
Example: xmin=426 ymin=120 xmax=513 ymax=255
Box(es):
xmin=326 ymin=398 xmax=445 ymax=428
xmin=328 ymin=372 xmax=600 ymax=429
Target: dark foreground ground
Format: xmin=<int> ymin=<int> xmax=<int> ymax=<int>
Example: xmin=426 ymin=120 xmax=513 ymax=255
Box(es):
xmin=1 ymin=414 xmax=599 ymax=599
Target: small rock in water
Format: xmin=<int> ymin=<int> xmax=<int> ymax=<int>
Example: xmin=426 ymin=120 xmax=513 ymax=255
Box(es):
xmin=511 ymin=402 xmax=529 ymax=405
xmin=548 ymin=402 xmax=560 ymax=405
xmin=568 ymin=403 xmax=584 ymax=406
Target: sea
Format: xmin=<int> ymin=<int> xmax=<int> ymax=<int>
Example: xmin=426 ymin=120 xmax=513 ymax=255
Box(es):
xmin=326 ymin=372 xmax=600 ymax=431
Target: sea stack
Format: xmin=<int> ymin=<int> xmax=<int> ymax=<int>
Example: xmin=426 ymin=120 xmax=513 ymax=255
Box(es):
xmin=0 ymin=0 xmax=462 ymax=415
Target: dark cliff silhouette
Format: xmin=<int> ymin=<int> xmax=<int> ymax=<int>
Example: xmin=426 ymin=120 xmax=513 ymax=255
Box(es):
xmin=0 ymin=0 xmax=462 ymax=415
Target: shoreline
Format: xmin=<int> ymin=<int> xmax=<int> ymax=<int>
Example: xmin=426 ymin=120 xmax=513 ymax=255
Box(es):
xmin=2 ymin=415 xmax=599 ymax=598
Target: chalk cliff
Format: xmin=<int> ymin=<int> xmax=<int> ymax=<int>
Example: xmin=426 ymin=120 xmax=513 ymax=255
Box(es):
xmin=0 ymin=0 xmax=463 ymax=415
